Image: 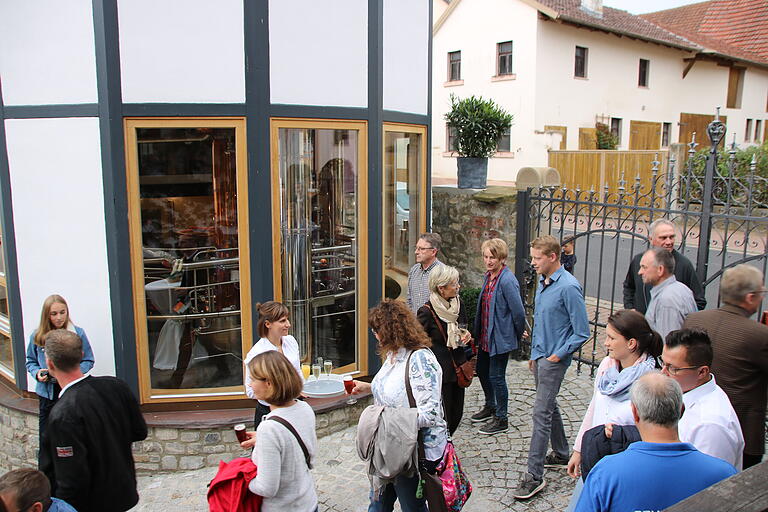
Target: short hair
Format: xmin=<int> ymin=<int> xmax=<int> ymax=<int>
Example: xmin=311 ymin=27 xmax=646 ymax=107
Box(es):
xmin=645 ymin=246 xmax=675 ymax=275
xmin=369 ymin=299 xmax=431 ymax=355
xmin=530 ymin=235 xmax=560 ymax=258
xmin=0 ymin=468 xmax=52 ymax=512
xmin=649 ymin=219 xmax=675 ymax=238
xmin=428 ymin=265 xmax=460 ymax=294
xmin=720 ymin=264 xmax=764 ymax=305
xmin=419 ymin=233 xmax=442 ymax=252
xmin=247 ymin=351 xmax=303 ymax=406
xmin=256 ymin=301 xmax=290 ymax=339
xmin=43 ymin=330 xmax=82 ymax=372
xmin=664 ymin=328 xmax=713 ymax=367
xmin=481 ymin=238 xmax=509 ymax=261
xmin=630 ymin=373 xmax=683 ymax=428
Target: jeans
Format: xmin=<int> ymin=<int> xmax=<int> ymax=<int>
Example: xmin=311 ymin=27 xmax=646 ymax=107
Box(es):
xmin=476 ymin=349 xmax=510 ymax=418
xmin=526 ymin=357 xmax=570 ymax=480
xmin=368 ymin=474 xmax=427 ymax=512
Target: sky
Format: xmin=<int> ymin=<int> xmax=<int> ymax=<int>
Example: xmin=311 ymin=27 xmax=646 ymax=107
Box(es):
xmin=605 ymin=0 xmax=704 ymax=14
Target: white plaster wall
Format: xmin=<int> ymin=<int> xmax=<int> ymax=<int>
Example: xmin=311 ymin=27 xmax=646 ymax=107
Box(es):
xmin=4 ymin=118 xmax=115 ymax=388
xmin=736 ymin=68 xmax=768 ymax=144
xmin=431 ymin=0 xmax=540 ymax=182
xmin=383 ymin=0 xmax=429 ymax=115
xmin=0 ymin=0 xmax=97 ymax=105
xmin=269 ymin=0 xmax=367 ymax=107
xmin=118 ymin=0 xmax=245 ymax=103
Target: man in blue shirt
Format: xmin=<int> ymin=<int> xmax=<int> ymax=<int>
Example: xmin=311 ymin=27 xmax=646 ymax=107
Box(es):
xmin=576 ymin=373 xmax=737 ymax=511
xmin=514 ymin=235 xmax=590 ymax=500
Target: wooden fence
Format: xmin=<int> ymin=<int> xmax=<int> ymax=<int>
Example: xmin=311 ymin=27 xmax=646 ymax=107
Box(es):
xmin=548 ymin=149 xmax=670 ymax=196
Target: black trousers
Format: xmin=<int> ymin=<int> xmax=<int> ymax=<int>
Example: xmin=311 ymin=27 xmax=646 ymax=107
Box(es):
xmin=442 ymin=381 xmax=465 ymax=436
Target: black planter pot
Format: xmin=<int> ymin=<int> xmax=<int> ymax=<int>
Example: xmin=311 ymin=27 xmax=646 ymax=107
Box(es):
xmin=457 ymin=157 xmax=488 ymax=189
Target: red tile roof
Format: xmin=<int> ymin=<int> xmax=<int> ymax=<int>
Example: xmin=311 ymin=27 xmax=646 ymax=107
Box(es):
xmin=642 ymin=0 xmax=768 ymax=65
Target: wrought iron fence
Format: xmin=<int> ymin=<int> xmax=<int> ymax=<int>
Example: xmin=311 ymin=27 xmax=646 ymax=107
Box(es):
xmin=515 ymin=111 xmax=768 ymax=375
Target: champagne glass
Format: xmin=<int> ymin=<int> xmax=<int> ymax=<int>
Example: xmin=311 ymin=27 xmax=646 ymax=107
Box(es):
xmin=301 ymin=364 xmax=311 ymax=380
xmin=312 ymin=364 xmax=321 ymax=379
xmin=324 ymin=360 xmax=333 ymax=376
xmin=343 ymin=375 xmax=357 ymax=405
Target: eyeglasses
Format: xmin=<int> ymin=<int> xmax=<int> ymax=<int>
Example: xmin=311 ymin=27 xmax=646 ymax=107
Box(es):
xmin=414 ymin=246 xmax=435 ymax=252
xmin=660 ymin=362 xmax=701 ymax=375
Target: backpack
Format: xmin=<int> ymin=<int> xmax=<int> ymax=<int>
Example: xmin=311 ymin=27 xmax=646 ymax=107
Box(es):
xmin=207 ymin=457 xmax=263 ymax=512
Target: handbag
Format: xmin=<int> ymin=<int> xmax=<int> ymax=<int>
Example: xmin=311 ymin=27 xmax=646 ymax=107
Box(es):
xmin=404 ymin=351 xmax=472 ymax=512
xmin=426 ymin=304 xmax=476 ymax=388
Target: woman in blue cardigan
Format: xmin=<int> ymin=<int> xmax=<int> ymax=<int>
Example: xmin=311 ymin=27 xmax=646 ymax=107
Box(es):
xmin=471 ymin=238 xmax=527 ymax=435
xmin=25 ymin=294 xmax=95 ymax=440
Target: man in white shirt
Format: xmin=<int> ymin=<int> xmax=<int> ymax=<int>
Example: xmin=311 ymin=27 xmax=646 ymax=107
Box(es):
xmin=660 ymin=328 xmax=745 ymax=470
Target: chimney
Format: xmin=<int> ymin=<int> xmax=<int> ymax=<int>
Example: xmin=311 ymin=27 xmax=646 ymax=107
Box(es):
xmin=580 ymin=0 xmax=603 ymax=17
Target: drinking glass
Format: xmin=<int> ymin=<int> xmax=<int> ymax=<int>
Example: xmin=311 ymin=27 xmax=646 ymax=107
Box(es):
xmin=324 ymin=360 xmax=333 ymax=376
xmin=312 ymin=364 xmax=321 ymax=379
xmin=343 ymin=375 xmax=357 ymax=405
xmin=301 ymin=364 xmax=311 ymax=380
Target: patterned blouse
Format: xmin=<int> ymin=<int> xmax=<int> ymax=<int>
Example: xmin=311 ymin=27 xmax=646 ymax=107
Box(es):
xmin=371 ymin=347 xmax=449 ymax=461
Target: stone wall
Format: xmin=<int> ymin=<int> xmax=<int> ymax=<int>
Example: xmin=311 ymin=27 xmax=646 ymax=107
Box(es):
xmin=0 ymin=395 xmax=372 ymax=474
xmin=432 ymin=186 xmax=520 ymax=289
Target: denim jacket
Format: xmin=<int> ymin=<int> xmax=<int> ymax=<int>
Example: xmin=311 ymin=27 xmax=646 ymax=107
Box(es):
xmin=25 ymin=325 xmax=95 ymax=399
xmin=473 ymin=266 xmax=527 ymax=356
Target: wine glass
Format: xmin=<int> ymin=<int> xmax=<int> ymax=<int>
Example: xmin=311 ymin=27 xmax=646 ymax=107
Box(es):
xmin=343 ymin=375 xmax=357 ymax=405
xmin=324 ymin=360 xmax=333 ymax=376
xmin=312 ymin=364 xmax=321 ymax=379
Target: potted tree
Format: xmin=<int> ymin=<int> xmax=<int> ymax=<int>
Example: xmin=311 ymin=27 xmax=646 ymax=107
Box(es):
xmin=445 ymin=94 xmax=513 ymax=189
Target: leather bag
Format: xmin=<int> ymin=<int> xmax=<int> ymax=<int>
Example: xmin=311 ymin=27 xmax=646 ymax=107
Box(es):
xmin=426 ymin=305 xmax=476 ymax=388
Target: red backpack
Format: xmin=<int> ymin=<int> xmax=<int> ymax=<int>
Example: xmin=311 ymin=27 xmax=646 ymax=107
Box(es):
xmin=207 ymin=457 xmax=263 ymax=512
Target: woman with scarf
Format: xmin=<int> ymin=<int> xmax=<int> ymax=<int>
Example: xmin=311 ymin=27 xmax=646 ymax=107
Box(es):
xmin=417 ymin=264 xmax=472 ymax=435
xmin=564 ymin=309 xmax=662 ymax=509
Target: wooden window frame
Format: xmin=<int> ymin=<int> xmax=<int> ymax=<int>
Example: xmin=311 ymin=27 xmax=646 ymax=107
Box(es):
xmin=638 ymin=59 xmax=650 ymax=87
xmin=124 ymin=117 xmax=252 ymax=404
xmin=497 ymin=41 xmax=513 ymax=76
xmin=575 ymin=46 xmax=588 ymax=78
xmin=269 ymin=118 xmax=369 ymax=377
xmin=448 ymin=51 xmax=461 ymax=82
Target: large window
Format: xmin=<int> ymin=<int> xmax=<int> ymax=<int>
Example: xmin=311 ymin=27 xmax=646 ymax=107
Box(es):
xmin=383 ymin=124 xmax=426 ymax=302
xmin=497 ymin=41 xmax=513 ymax=76
xmin=125 ymin=118 xmax=251 ymax=402
xmin=271 ymin=119 xmax=368 ymax=376
xmin=575 ymin=46 xmax=588 ymax=78
xmin=448 ymin=51 xmax=461 ymax=81
xmin=0 ymin=225 xmax=12 ymax=380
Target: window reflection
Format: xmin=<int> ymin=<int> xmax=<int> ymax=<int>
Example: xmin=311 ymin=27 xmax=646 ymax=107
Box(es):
xmin=277 ymin=127 xmax=359 ymax=370
xmin=136 ymin=127 xmax=243 ymax=391
xmin=384 ymin=129 xmax=423 ymax=300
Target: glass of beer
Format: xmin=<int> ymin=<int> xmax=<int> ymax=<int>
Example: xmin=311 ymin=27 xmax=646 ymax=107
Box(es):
xmin=312 ymin=364 xmax=321 ymax=379
xmin=343 ymin=375 xmax=357 ymax=405
xmin=324 ymin=360 xmax=333 ymax=376
xmin=234 ymin=423 xmax=248 ymax=443
xmin=301 ymin=364 xmax=311 ymax=380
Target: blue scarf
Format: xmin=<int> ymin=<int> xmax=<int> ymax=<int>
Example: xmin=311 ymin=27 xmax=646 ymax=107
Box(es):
xmin=596 ymin=353 xmax=657 ymax=401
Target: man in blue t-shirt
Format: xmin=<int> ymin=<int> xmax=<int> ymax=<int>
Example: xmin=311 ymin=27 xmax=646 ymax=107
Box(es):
xmin=576 ymin=373 xmax=737 ymax=512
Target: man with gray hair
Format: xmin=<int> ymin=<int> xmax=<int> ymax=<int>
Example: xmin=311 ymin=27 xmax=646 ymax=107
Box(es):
xmin=39 ymin=329 xmax=147 ymax=512
xmin=575 ymin=373 xmax=736 ymax=512
xmin=684 ymin=264 xmax=768 ymax=469
xmin=406 ymin=232 xmax=444 ymax=313
xmin=638 ymin=246 xmax=697 ymax=339
xmin=623 ymin=219 xmax=706 ymax=313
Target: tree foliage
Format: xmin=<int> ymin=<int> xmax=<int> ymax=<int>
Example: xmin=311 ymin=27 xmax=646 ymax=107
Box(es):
xmin=595 ymin=122 xmax=618 ymax=150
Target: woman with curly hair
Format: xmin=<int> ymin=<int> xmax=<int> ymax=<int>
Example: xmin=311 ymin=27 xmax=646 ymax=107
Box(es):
xmin=351 ymin=299 xmax=448 ymax=512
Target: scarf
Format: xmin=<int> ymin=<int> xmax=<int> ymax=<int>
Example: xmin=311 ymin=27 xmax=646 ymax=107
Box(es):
xmin=429 ymin=292 xmax=461 ymax=349
xmin=596 ymin=353 xmax=657 ymax=401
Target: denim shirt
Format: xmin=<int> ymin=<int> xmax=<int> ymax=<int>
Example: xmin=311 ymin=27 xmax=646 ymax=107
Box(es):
xmin=532 ymin=266 xmax=590 ymax=361
xmin=25 ymin=325 xmax=95 ymax=399
xmin=473 ymin=266 xmax=527 ymax=356
xmin=371 ymin=348 xmax=448 ymax=461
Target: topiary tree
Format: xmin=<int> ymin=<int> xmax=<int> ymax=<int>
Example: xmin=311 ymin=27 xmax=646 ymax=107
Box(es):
xmin=445 ymin=94 xmax=513 ymax=157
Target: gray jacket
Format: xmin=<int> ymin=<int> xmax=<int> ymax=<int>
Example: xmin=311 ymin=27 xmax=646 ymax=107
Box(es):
xmin=356 ymin=404 xmax=419 ymax=498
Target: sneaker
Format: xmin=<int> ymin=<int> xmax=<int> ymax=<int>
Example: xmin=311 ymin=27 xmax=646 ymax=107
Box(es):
xmin=478 ymin=416 xmax=508 ymax=435
xmin=513 ymin=474 xmax=546 ymax=500
xmin=470 ymin=406 xmax=496 ymax=423
xmin=543 ymin=452 xmax=569 ymax=468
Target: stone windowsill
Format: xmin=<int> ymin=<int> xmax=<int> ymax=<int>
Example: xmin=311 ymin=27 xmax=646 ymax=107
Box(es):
xmin=443 ymin=79 xmax=464 ymax=87
xmin=491 ymin=74 xmax=517 ymax=82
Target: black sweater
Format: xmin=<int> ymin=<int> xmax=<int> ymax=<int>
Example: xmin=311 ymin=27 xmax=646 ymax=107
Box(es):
xmin=40 ymin=376 xmax=148 ymax=512
xmin=417 ymin=300 xmax=468 ymax=384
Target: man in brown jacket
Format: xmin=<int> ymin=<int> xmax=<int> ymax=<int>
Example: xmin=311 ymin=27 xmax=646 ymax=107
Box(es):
xmin=684 ymin=264 xmax=768 ymax=469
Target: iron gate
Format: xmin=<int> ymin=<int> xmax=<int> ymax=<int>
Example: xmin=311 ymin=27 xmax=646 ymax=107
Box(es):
xmin=514 ymin=112 xmax=768 ymax=376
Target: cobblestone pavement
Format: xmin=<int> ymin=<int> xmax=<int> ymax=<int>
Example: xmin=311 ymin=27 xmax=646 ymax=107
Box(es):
xmin=131 ymin=360 xmax=593 ymax=511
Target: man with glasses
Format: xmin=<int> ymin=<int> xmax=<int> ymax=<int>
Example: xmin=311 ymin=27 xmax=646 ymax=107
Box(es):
xmin=406 ymin=233 xmax=443 ymax=313
xmin=661 ymin=329 xmax=744 ymax=469
xmin=684 ymin=264 xmax=768 ymax=469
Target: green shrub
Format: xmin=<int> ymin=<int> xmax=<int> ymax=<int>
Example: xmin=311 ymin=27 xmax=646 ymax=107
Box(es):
xmin=445 ymin=95 xmax=513 ymax=157
xmin=459 ymin=286 xmax=481 ymax=330
xmin=596 ymin=122 xmax=618 ymax=150
xmin=686 ymin=141 xmax=768 ymax=205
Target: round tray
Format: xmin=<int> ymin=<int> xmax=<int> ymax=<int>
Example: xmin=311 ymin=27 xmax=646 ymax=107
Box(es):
xmin=303 ymin=376 xmax=345 ymax=398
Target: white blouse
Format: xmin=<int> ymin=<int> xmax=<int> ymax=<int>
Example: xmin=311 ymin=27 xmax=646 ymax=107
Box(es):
xmin=244 ymin=335 xmax=303 ymax=405
xmin=371 ymin=347 xmax=448 ymax=461
xmin=573 ymin=356 xmax=636 ymax=452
